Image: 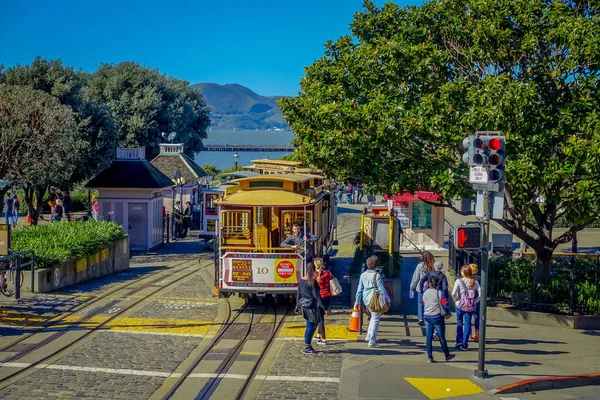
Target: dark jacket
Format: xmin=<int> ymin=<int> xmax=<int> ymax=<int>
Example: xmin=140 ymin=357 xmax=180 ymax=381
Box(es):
xmin=296 ymin=279 xmax=325 ymax=323
xmin=63 ymin=195 xmax=72 ymax=213
xmin=281 ymin=230 xmax=320 ymax=262
xmin=419 ymin=270 xmax=449 ymax=295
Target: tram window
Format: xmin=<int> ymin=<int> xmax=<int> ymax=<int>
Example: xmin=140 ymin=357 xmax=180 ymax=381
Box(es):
xmin=206 ymin=194 xmax=219 ymax=214
xmin=282 ymin=211 xmax=313 ymax=237
xmin=222 ymin=211 xmax=251 ymax=238
xmin=412 ymin=203 xmax=432 ymax=229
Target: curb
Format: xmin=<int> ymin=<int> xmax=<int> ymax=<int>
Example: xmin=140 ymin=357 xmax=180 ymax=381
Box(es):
xmin=493 ymin=373 xmax=600 ymax=394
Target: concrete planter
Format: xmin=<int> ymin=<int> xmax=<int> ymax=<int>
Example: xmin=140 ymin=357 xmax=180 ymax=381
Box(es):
xmin=487 ymin=306 xmax=600 ymax=330
xmin=22 ymin=236 xmax=130 ymax=293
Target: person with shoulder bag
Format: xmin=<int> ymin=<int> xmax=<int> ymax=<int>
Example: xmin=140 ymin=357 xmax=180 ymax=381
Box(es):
xmin=296 ymin=262 xmax=328 ymax=355
xmin=313 ymin=258 xmax=333 ymax=345
xmin=410 ymin=251 xmax=435 ymax=326
xmin=422 ymin=276 xmax=455 ymax=363
xmin=452 ymin=265 xmax=481 ymax=351
xmin=355 ymin=255 xmax=390 ymax=348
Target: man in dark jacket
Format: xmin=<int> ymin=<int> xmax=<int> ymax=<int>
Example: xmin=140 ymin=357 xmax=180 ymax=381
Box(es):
xmin=419 ymin=261 xmax=449 ymax=295
xmin=281 ymin=222 xmax=320 ymax=264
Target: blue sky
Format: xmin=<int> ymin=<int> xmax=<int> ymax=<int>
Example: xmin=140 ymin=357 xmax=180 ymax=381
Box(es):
xmin=0 ymin=0 xmax=417 ymax=96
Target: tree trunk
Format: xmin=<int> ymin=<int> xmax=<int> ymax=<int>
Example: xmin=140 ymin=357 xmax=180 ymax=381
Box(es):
xmin=534 ymin=247 xmax=554 ymax=287
xmin=0 ymin=184 xmax=10 ymax=215
xmin=24 ymin=185 xmax=48 ymax=226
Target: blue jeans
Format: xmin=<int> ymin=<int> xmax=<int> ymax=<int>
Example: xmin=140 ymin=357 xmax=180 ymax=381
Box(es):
xmin=417 ymin=291 xmax=424 ymax=321
xmin=365 ymin=310 xmax=381 ymax=345
xmin=473 ymin=304 xmax=480 ymax=330
xmin=5 ymin=211 xmax=12 ymax=225
xmin=304 ymin=319 xmax=318 ymax=346
xmin=455 ymin=307 xmax=474 ymax=348
xmin=425 ymin=316 xmax=450 ymax=359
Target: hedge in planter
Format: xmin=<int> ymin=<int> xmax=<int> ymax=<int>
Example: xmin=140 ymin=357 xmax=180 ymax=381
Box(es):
xmin=12 ymin=221 xmax=125 ymax=270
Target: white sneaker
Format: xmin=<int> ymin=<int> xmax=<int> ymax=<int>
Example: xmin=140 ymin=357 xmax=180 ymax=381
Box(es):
xmin=368 ymin=342 xmax=381 ymax=348
xmin=315 ymin=338 xmax=327 ymax=345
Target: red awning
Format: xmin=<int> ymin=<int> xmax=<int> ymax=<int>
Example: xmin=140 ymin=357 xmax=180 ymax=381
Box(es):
xmin=384 ymin=191 xmax=441 ymax=202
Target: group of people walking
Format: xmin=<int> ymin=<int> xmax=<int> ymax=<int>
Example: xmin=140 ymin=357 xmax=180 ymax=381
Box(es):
xmin=410 ymin=250 xmax=481 ymax=362
xmin=295 ymin=249 xmax=481 ymax=362
xmin=3 ymin=193 xmax=21 ymax=227
xmin=337 ymin=182 xmax=364 ymax=204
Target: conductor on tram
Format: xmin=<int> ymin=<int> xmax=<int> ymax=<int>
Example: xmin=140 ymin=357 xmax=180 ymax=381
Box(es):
xmin=281 ymin=222 xmax=320 ymax=263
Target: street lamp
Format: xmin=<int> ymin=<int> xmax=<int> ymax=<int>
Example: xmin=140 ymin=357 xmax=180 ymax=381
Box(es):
xmin=233 ymin=152 xmax=239 ymax=172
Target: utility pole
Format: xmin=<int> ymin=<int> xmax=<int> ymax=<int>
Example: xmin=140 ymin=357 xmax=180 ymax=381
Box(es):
xmin=461 ymin=131 xmax=506 ymax=379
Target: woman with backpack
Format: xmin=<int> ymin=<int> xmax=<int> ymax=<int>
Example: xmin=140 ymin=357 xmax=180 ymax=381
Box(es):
xmin=296 ymin=262 xmax=328 ymax=355
xmin=452 ymin=265 xmax=481 ymax=350
xmin=410 ymin=251 xmax=435 ymax=326
xmin=469 ymin=263 xmax=481 ymax=342
xmin=313 ymin=258 xmax=332 ymax=345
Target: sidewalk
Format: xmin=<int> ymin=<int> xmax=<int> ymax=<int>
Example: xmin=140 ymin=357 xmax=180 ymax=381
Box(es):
xmin=339 ymin=310 xmax=600 ymax=399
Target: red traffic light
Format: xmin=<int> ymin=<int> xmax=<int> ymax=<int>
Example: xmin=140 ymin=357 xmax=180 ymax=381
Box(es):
xmin=488 ymin=137 xmax=502 ymax=151
xmin=454 ymin=225 xmax=482 ymax=250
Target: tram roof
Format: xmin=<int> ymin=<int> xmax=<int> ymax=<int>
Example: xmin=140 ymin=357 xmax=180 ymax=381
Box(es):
xmin=231 ymin=174 xmax=324 ymax=184
xmin=217 ymin=189 xmax=317 ymax=206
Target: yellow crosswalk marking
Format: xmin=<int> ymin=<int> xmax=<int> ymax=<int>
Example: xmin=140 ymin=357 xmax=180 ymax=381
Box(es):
xmin=405 ymin=377 xmax=485 ymax=399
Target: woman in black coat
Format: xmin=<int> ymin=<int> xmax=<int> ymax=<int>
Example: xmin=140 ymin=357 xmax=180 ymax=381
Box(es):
xmin=296 ymin=262 xmax=329 ymax=354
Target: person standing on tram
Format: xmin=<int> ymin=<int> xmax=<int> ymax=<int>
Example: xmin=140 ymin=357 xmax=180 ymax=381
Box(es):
xmin=281 ymin=222 xmax=320 ymax=264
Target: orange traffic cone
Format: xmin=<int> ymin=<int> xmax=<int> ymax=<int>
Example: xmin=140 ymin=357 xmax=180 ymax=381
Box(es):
xmin=347 ymin=303 xmax=360 ymax=332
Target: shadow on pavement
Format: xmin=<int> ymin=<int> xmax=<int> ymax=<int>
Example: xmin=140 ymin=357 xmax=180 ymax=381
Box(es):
xmin=487 ymin=338 xmax=567 ymax=345
xmin=581 ymin=330 xmax=600 ymax=336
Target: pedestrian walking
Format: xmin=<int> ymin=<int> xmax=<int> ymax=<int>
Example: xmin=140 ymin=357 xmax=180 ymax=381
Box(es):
xmin=355 ymin=255 xmax=391 ymax=348
xmin=313 ymin=257 xmax=333 ymax=345
xmin=182 ymin=201 xmax=192 ymax=237
xmin=410 ymin=251 xmax=435 ymax=326
xmin=11 ymin=194 xmax=20 ymax=227
xmin=91 ymin=195 xmax=100 ymax=221
xmin=452 ymin=265 xmax=481 ymax=351
xmin=4 ymin=193 xmax=14 ymax=226
xmin=52 ymin=199 xmax=64 ymax=222
xmin=296 ymin=262 xmax=328 ymax=355
xmin=422 ymin=275 xmax=455 ymax=363
xmin=63 ymin=191 xmax=72 ymax=222
xmin=419 ymin=261 xmax=449 ymax=340
xmin=469 ymin=263 xmax=481 ymax=342
xmin=338 ymin=184 xmax=344 ymax=203
xmin=357 ymin=183 xmax=364 ymax=203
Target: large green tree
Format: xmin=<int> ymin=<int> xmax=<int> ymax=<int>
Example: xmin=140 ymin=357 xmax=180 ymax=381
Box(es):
xmin=0 ymin=84 xmax=79 ymax=224
xmin=87 ymin=62 xmax=210 ymax=159
xmin=1 ymin=57 xmax=118 ymax=185
xmin=280 ymin=0 xmax=600 ymax=283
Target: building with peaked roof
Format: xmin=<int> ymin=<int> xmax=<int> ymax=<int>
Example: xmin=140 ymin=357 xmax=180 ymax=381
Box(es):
xmin=87 ymin=147 xmax=173 ymax=251
xmin=150 ymin=143 xmax=208 ymax=211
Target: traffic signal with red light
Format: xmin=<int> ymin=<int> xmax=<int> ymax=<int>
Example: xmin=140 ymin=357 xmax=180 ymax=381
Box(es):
xmin=462 ymin=132 xmax=506 ymax=191
xmin=454 ymin=225 xmax=482 ymax=250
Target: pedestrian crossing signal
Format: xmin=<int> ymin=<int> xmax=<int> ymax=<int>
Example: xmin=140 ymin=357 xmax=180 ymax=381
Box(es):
xmin=454 ymin=225 xmax=482 ymax=250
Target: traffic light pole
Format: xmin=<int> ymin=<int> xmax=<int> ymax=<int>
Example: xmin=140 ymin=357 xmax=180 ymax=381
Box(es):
xmin=475 ymin=190 xmax=491 ymax=379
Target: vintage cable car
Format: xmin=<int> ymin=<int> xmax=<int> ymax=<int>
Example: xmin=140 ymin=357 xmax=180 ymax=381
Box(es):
xmin=214 ymin=174 xmax=337 ymax=299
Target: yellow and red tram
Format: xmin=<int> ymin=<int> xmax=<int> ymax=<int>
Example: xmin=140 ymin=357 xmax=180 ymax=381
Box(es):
xmin=214 ymin=174 xmax=337 ymax=298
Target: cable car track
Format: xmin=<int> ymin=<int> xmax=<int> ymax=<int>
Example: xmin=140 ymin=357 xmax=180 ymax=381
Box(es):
xmin=0 ymin=258 xmax=209 ymax=388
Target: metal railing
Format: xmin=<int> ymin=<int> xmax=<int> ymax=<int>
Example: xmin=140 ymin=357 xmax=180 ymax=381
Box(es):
xmin=487 ymin=254 xmax=600 ymax=315
xmin=0 ymin=250 xmax=35 ymax=299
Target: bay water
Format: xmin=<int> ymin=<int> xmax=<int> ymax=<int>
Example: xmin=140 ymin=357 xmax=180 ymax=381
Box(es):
xmin=193 ymin=130 xmax=295 ymax=171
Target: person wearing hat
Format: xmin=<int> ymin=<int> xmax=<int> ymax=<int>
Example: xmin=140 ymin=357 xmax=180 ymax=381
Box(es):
xmin=419 ymin=261 xmax=449 ymax=296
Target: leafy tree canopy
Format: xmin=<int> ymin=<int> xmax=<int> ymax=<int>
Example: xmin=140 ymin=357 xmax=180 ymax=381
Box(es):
xmin=280 ymin=0 xmax=600 ymax=279
xmin=1 ymin=57 xmax=118 ymax=184
xmin=0 ymin=84 xmax=79 ymax=224
xmin=87 ymin=62 xmax=210 ymax=159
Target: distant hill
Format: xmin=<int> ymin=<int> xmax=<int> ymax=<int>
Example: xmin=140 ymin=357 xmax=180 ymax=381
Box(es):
xmin=190 ymin=83 xmax=290 ymax=131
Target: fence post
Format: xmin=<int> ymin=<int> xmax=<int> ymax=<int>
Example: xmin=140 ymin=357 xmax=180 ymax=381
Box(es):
xmin=31 ymin=251 xmax=35 ymax=293
xmin=569 ymin=255 xmax=575 ymax=315
xmin=15 ymin=255 xmax=21 ymax=300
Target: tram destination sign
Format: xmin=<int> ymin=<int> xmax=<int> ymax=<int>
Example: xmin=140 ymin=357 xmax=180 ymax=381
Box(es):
xmin=469 ymin=165 xmax=489 ymax=184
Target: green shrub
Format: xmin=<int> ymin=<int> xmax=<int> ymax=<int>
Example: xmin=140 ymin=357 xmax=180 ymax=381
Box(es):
xmin=11 ymin=221 xmax=124 ymax=269
xmin=489 ymin=255 xmax=600 ymax=315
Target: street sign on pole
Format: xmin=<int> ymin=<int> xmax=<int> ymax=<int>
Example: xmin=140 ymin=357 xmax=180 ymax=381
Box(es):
xmin=469 ymin=166 xmax=489 ymax=184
